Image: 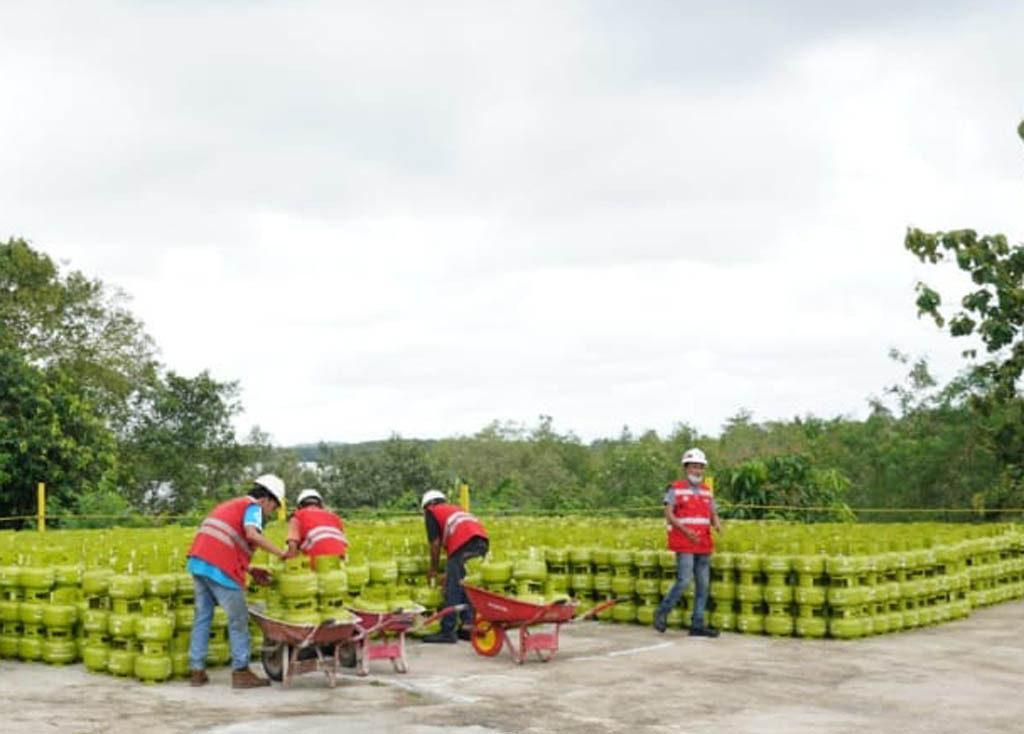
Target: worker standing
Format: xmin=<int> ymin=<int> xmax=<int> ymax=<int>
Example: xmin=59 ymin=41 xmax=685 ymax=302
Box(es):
xmin=653 ymin=448 xmax=723 ymax=637
xmin=420 ymin=490 xmax=489 ymax=643
xmin=187 ymin=474 xmax=293 ymax=688
xmin=285 ymin=488 xmax=348 ymax=569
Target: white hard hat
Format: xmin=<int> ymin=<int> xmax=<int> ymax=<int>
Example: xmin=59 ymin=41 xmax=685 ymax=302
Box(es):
xmin=253 ymin=474 xmax=286 ymax=504
xmin=296 ymin=488 xmax=323 ymax=506
xmin=421 ymin=490 xmax=446 ymax=509
xmin=681 ymin=448 xmax=708 ymax=466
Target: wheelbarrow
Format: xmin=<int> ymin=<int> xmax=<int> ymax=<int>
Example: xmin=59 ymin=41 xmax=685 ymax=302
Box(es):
xmin=249 ymin=606 xmax=364 ymax=688
xmin=346 ymin=603 xmax=463 ymax=675
xmin=462 ymin=584 xmax=620 ymax=664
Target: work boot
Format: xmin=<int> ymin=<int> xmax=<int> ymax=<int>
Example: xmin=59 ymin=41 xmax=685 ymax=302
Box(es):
xmin=653 ymin=614 xmax=667 ymax=634
xmin=689 ymin=625 xmax=720 ymax=638
xmin=421 ymin=632 xmax=457 ymax=644
xmin=189 ymin=669 xmax=209 ymax=687
xmin=232 ymin=667 xmax=271 ymax=688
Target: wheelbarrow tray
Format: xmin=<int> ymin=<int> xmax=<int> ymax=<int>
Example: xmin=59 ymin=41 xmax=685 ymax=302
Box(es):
xmin=461 ymin=584 xmax=619 ymax=664
xmin=248 ymin=607 xmax=363 ymax=687
xmin=249 ymin=607 xmax=362 ymax=646
xmin=462 ymin=584 xmax=577 ymax=625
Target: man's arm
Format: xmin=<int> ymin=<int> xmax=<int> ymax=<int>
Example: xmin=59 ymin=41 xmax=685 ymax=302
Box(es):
xmin=245 ymin=524 xmax=290 ymax=559
xmin=664 ymin=501 xmax=697 ymax=543
xmin=426 ymin=537 xmax=442 ymax=582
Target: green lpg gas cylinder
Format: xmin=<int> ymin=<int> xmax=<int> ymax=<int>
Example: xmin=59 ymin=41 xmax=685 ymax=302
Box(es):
xmin=368 ymin=560 xmax=398 ymax=585
xmin=735 ymin=613 xmax=764 ymax=634
xmin=764 ymin=614 xmax=794 ymax=637
xmin=317 ymin=567 xmax=348 ymax=597
xmin=18 ymin=565 xmax=55 ymax=591
xmin=794 ymin=615 xmax=827 ymax=638
xmin=42 ymin=603 xmax=77 ymax=629
xmin=19 ymin=600 xmax=45 ymax=626
xmin=54 ymin=563 xmax=82 ymax=588
xmin=0 ymin=627 xmax=20 ymax=658
xmin=108 ymin=611 xmax=137 ymax=637
xmin=635 ymin=578 xmax=660 ymax=597
xmin=108 ymin=646 xmax=137 ymax=676
xmin=708 ymin=608 xmax=735 ymax=631
xmin=171 ymin=650 xmax=190 ymax=678
xmin=145 ymin=573 xmax=178 ymax=598
xmin=82 ymin=639 xmax=109 ymax=672
xmin=135 ymin=650 xmax=173 ymax=683
xmin=610 ymin=576 xmax=635 ymax=596
xmin=137 ymin=614 xmax=175 ymax=642
xmin=635 ymin=603 xmax=657 ymax=625
xmin=175 ymin=606 xmax=194 ymax=631
xmin=109 ymin=574 xmax=145 ymax=600
xmin=611 ymin=599 xmax=637 ymax=623
xmin=206 ymin=637 xmax=230 ymax=666
xmin=413 ymin=585 xmax=443 ymax=608
xmin=18 ymin=634 xmax=43 ymax=661
xmin=82 ymin=568 xmax=114 ymax=596
xmin=42 ymin=637 xmax=77 ymax=665
xmin=0 ymin=598 xmax=18 ymax=623
xmin=828 ymin=616 xmax=866 ymax=639
xmin=345 ymin=561 xmax=369 ymax=590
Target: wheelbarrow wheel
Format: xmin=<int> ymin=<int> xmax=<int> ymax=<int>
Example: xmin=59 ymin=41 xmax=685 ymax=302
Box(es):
xmin=261 ymin=642 xmax=285 ymax=682
xmin=470 ymin=620 xmax=503 ymax=657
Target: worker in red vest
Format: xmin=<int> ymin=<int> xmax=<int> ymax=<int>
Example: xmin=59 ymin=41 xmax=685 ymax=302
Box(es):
xmin=285 ymin=488 xmax=348 ymax=569
xmin=420 ymin=490 xmax=489 ymax=643
xmin=187 ymin=474 xmax=294 ymax=688
xmin=653 ymin=448 xmax=723 ymax=637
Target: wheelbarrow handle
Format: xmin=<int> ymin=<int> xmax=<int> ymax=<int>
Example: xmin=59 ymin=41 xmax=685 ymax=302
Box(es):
xmin=572 ymin=597 xmax=624 ymax=622
xmin=420 ymin=604 xmax=467 ymax=628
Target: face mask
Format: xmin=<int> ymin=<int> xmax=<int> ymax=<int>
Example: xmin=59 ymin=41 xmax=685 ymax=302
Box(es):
xmin=687 ymin=473 xmax=703 ymax=484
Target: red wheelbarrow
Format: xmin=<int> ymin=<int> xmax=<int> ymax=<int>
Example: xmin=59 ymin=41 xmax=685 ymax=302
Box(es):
xmin=462 ymin=584 xmax=619 ymax=664
xmin=249 ymin=606 xmax=364 ymax=688
xmin=346 ymin=604 xmax=463 ymax=675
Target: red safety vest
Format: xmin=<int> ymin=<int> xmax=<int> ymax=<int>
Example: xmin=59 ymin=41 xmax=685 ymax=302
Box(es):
xmin=427 ymin=503 xmax=488 ymax=555
xmin=188 ymin=497 xmax=256 ymax=587
xmin=665 ymin=481 xmax=715 ymax=554
xmin=294 ymin=506 xmax=348 ymax=561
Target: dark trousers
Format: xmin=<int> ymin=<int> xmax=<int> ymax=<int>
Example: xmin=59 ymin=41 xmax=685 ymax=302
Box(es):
xmin=442 ymin=536 xmax=489 ymax=635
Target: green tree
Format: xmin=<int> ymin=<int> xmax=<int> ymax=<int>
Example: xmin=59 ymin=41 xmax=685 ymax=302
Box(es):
xmin=320 ymin=435 xmax=439 ymax=510
xmin=903 ymin=119 xmax=1024 ymax=506
xmin=0 ymin=351 xmax=117 ymax=523
xmin=118 ymin=371 xmax=249 ymax=513
xmin=0 ymin=238 xmax=159 ymax=429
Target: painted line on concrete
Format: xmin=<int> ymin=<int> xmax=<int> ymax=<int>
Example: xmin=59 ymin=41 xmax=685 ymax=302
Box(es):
xmin=571 ymin=641 xmax=674 ymax=661
xmin=337 ymin=672 xmax=481 ymax=704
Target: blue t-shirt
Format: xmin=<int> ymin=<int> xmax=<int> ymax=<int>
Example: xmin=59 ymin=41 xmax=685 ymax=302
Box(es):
xmin=187 ymin=503 xmax=264 ymax=590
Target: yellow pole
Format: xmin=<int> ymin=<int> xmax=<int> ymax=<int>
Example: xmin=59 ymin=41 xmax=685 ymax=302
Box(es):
xmin=37 ymin=482 xmax=46 ymax=533
xmin=459 ymin=482 xmax=470 ymax=511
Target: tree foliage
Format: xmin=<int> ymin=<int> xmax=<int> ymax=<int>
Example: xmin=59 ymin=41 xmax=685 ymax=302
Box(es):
xmin=0 ymin=351 xmax=117 ymax=524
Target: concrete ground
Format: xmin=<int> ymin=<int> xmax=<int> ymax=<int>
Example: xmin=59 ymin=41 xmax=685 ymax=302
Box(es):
xmin=4 ymin=600 xmax=1024 ymax=734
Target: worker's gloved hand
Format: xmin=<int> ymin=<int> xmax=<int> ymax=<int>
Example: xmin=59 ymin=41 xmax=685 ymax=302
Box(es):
xmin=250 ymin=567 xmax=273 ymax=586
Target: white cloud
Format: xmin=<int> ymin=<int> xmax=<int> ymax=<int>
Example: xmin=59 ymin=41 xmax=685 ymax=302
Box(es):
xmin=1 ymin=1 xmax=1021 ymax=444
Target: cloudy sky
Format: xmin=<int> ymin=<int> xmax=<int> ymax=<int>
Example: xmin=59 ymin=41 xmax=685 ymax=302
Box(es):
xmin=2 ymin=1 xmax=1022 ymax=445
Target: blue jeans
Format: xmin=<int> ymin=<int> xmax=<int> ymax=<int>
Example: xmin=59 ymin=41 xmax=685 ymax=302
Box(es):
xmin=189 ymin=574 xmax=251 ymax=670
xmin=441 ymin=537 xmax=489 ymax=636
xmin=655 ymin=553 xmax=711 ymax=627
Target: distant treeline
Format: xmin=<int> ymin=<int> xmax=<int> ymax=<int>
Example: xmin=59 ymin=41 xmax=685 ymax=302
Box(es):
xmin=3 ymin=201 xmax=1022 ymax=527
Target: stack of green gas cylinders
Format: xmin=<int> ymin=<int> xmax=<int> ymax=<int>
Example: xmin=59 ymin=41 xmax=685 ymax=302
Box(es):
xmin=0 ymin=518 xmax=1022 ymax=683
